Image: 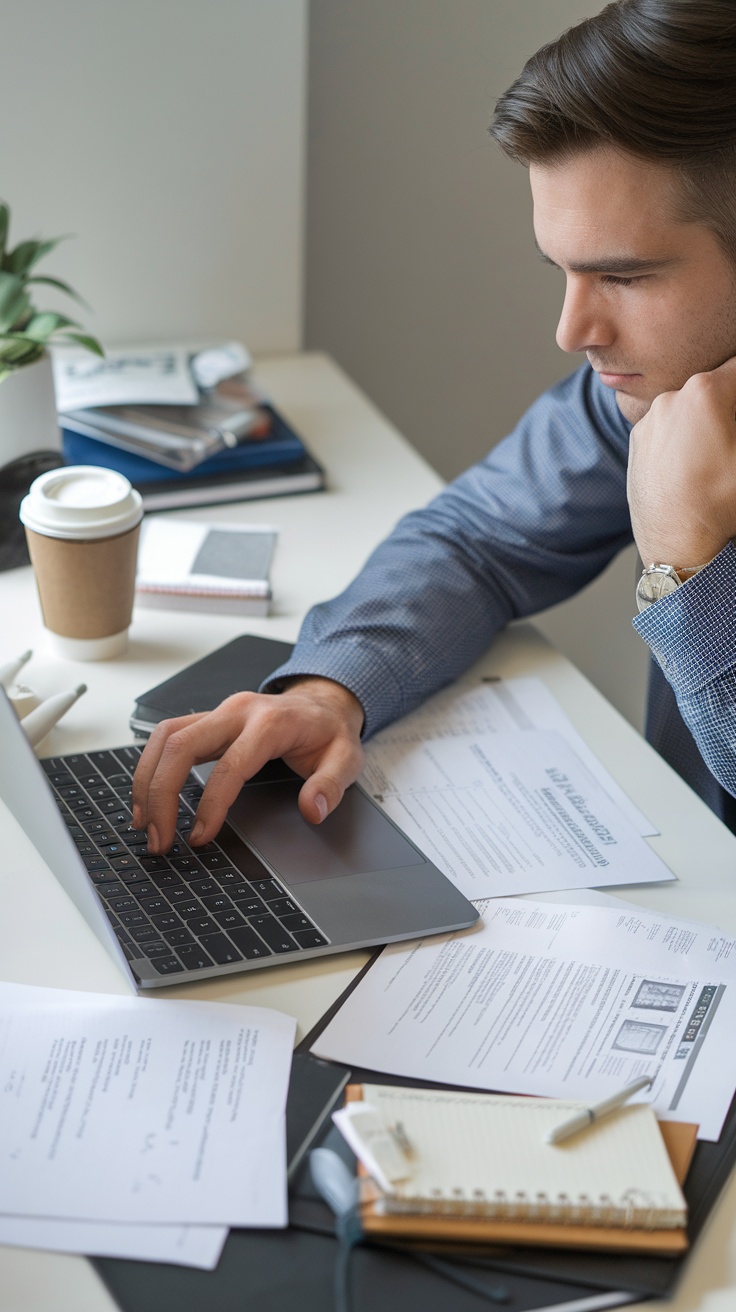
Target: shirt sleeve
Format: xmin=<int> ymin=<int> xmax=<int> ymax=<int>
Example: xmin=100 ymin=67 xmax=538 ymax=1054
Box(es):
xmin=632 ymin=541 xmax=736 ymax=798
xmin=264 ymin=365 xmax=633 ymax=737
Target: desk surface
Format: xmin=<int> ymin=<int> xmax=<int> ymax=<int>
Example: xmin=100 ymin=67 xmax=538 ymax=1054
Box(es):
xmin=2 ymin=353 xmax=736 ymax=1312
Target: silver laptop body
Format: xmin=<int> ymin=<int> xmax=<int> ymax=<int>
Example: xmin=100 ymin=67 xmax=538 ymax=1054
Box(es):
xmin=1 ymin=689 xmax=478 ymax=990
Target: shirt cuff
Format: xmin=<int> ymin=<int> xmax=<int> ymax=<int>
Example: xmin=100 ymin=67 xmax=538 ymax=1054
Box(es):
xmin=633 ymin=541 xmax=736 ymax=695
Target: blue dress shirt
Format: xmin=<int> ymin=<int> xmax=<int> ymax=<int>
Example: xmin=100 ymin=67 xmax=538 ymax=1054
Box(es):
xmin=266 ymin=364 xmax=736 ymax=830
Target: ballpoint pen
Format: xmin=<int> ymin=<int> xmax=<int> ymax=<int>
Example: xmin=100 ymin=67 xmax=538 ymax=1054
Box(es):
xmin=0 ymin=649 xmax=32 ymax=690
xmin=545 ymin=1075 xmax=654 ymax=1145
xmin=21 ymin=684 xmax=87 ymax=747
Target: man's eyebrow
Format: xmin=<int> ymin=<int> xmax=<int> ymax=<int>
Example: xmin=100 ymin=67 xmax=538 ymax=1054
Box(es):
xmin=534 ymin=240 xmax=678 ymax=275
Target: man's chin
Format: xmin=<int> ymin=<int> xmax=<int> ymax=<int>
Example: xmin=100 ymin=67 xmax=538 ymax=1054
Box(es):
xmin=614 ymin=390 xmax=650 ymax=425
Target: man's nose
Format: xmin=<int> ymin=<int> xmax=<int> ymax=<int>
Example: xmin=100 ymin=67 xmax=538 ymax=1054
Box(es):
xmin=555 ymin=278 xmax=614 ymax=355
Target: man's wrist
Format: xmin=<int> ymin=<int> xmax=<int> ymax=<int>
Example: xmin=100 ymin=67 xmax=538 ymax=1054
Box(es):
xmin=277 ymin=674 xmax=365 ymax=734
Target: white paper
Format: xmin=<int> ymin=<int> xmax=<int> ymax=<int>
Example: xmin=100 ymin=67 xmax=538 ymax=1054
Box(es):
xmin=312 ymin=898 xmax=736 ymax=1139
xmin=136 ymin=517 xmax=276 ymax=595
xmin=53 ymin=345 xmax=200 ymax=410
xmin=364 ymin=677 xmax=656 ymax=836
xmin=0 ymin=1216 xmax=227 ymax=1269
xmin=0 ymin=982 xmax=296 ymax=1225
xmin=361 ymin=728 xmax=673 ymax=900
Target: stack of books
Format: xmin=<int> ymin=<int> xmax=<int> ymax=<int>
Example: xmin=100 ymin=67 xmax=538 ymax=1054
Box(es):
xmin=57 ymin=344 xmax=325 ymax=510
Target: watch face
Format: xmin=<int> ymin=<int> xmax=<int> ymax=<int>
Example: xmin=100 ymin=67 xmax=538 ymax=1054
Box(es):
xmin=636 ymin=568 xmax=679 ymax=610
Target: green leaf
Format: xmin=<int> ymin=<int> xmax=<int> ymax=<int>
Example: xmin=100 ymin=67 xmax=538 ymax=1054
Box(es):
xmin=6 ymin=237 xmax=62 ymax=277
xmin=0 ymin=272 xmax=30 ymax=333
xmin=57 ymin=330 xmax=105 ymax=357
xmin=0 ymin=335 xmax=43 ymax=364
xmin=27 ymin=274 xmax=88 ymax=307
xmin=23 ymin=310 xmax=79 ymax=342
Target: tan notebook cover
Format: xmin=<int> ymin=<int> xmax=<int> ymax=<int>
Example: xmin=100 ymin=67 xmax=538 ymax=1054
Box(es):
xmin=346 ymin=1085 xmax=697 ymax=1255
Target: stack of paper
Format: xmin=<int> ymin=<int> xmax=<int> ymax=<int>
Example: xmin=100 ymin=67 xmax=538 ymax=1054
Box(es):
xmin=313 ymin=896 xmax=736 ymax=1142
xmin=135 ymin=517 xmax=278 ymax=616
xmin=0 ymin=982 xmax=296 ymax=1269
xmin=361 ymin=677 xmax=671 ymax=901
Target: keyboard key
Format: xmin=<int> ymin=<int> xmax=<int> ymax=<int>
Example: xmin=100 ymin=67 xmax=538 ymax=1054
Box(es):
xmin=227 ymin=925 xmax=272 ymax=959
xmin=72 ymin=805 xmax=100 ymax=824
xmin=198 ymin=852 xmax=231 ymax=871
xmin=200 ymin=893 xmax=232 ymax=915
xmin=168 ymin=856 xmax=204 ymax=877
xmin=129 ymin=924 xmax=163 ymax=944
xmin=151 ymin=874 xmax=185 ymax=892
xmin=74 ymin=842 xmax=97 ymax=857
xmin=109 ymin=854 xmax=143 ymax=873
xmin=175 ymin=900 xmax=206 ymax=920
xmin=63 ymin=753 xmax=96 ymax=778
xmin=229 ymin=889 xmax=267 ymax=915
xmin=248 ymin=914 xmax=299 ymax=953
xmin=89 ymin=869 xmax=121 ymax=885
xmin=151 ymin=957 xmax=185 ymax=976
xmin=214 ymin=908 xmax=247 ymax=931
xmin=114 ymin=746 xmax=143 ymax=771
xmin=57 ymin=784 xmax=86 ymax=802
xmin=99 ymin=797 xmax=128 ymax=814
xmin=176 ymin=944 xmax=214 ymax=971
xmin=139 ymin=856 xmax=170 ymax=873
xmin=188 ymin=879 xmax=220 ymax=898
xmin=87 ymin=749 xmax=130 ymax=778
xmin=135 ymin=895 xmax=171 ymax=915
xmin=167 ymin=884 xmax=198 ymax=904
xmin=118 ymin=869 xmax=151 ymax=885
xmin=141 ymin=942 xmax=172 ymax=958
xmin=107 ymin=896 xmax=139 ymax=913
xmin=95 ymin=842 xmax=130 ymax=858
xmin=187 ymin=917 xmax=219 ymax=937
xmin=118 ymin=910 xmax=149 ymax=928
xmin=43 ymin=769 xmax=74 ymax=786
xmin=76 ymin=772 xmax=104 ymax=789
xmin=150 ymin=912 xmax=182 ymax=932
xmin=95 ymin=881 xmax=129 ymax=900
xmin=269 ymin=897 xmax=299 ymax=918
xmin=87 ymin=821 xmax=117 ymax=839
xmin=214 ymin=868 xmax=246 ymax=889
xmin=114 ymin=926 xmax=132 ymax=945
xmin=107 ymin=810 xmax=132 ymax=828
xmin=279 ymin=912 xmax=315 ymax=933
xmin=292 ymin=928 xmax=329 ymax=949
xmin=163 ymin=927 xmax=196 ymax=948
xmin=86 ymin=785 xmax=113 ymax=802
xmin=82 ymin=855 xmax=113 ymax=872
xmin=249 ymin=878 xmax=284 ymax=901
xmin=199 ymin=933 xmax=242 ymax=965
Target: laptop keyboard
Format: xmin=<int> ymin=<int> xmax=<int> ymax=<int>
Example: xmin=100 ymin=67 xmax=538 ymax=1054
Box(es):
xmin=42 ymin=745 xmax=329 ymax=978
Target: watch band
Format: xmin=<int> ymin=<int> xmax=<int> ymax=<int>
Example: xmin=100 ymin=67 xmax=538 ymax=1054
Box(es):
xmin=635 ymin=561 xmax=708 ymax=613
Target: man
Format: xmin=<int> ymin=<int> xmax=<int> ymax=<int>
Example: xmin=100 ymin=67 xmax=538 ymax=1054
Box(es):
xmin=133 ymin=0 xmax=736 ymax=854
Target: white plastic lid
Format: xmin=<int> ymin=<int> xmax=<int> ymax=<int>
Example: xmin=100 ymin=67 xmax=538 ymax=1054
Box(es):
xmin=19 ymin=465 xmax=143 ymax=540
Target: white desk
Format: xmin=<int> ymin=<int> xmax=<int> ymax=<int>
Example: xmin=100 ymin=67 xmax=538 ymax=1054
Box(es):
xmin=2 ymin=353 xmax=736 ymax=1312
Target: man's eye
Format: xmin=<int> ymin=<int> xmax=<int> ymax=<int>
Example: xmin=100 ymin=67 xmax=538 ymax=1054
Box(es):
xmin=601 ymin=274 xmax=641 ymax=287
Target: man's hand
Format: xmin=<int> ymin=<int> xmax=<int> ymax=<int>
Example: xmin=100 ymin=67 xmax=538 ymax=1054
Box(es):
xmin=131 ymin=677 xmax=365 ymax=855
xmin=628 ymin=356 xmax=736 ymax=571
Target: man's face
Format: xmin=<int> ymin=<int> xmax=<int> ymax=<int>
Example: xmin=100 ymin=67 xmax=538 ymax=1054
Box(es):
xmin=530 ymin=146 xmax=736 ymax=423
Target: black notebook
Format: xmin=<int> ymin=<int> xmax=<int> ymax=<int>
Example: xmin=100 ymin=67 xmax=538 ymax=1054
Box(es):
xmin=130 ymin=635 xmax=294 ymax=737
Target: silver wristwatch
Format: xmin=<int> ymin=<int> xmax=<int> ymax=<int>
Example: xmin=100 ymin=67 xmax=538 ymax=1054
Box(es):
xmin=635 ymin=562 xmax=705 ymax=612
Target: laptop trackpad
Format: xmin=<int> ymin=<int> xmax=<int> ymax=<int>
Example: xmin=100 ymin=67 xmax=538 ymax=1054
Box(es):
xmin=227 ymin=780 xmax=424 ymax=883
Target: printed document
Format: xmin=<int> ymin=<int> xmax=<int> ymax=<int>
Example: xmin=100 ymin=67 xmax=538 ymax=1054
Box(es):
xmin=361 ymin=727 xmax=672 ymax=900
xmin=52 ymin=344 xmax=200 ymax=409
xmin=0 ymin=982 xmax=296 ymax=1226
xmin=312 ymin=898 xmax=736 ymax=1139
xmin=0 ymin=1216 xmax=227 ymax=1270
xmin=363 ymin=676 xmax=655 ymax=836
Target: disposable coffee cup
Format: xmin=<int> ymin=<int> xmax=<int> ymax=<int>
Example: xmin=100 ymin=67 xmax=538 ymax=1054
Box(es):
xmin=19 ymin=465 xmax=143 ymax=660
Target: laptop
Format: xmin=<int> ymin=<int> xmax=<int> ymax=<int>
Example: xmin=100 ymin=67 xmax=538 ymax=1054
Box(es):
xmin=1 ymin=688 xmax=478 ymax=990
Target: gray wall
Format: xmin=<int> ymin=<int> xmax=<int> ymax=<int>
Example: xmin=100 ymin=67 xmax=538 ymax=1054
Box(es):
xmin=0 ymin=0 xmax=307 ymax=352
xmin=305 ymin=0 xmax=649 ymax=731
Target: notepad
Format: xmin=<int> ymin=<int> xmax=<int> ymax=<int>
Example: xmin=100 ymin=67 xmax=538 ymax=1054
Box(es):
xmin=335 ymin=1085 xmax=693 ymax=1254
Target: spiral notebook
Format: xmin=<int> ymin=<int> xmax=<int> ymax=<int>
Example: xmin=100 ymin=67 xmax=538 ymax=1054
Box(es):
xmin=338 ymin=1085 xmax=695 ymax=1255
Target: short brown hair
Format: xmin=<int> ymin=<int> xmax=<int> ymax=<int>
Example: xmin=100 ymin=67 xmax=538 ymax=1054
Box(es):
xmin=490 ymin=0 xmax=736 ymax=258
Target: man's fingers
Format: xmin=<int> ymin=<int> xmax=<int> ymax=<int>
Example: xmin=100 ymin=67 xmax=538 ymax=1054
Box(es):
xmin=131 ymin=712 xmax=208 ymax=830
xmin=296 ymin=737 xmax=365 ymax=824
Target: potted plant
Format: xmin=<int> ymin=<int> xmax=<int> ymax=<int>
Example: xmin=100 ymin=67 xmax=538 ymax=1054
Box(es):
xmin=0 ymin=203 xmax=103 ymax=469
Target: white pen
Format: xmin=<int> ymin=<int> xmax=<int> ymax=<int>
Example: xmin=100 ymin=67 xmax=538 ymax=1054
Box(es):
xmin=545 ymin=1075 xmax=653 ymax=1145
xmin=21 ymin=684 xmax=87 ymax=747
xmin=0 ymin=649 xmax=32 ymax=690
